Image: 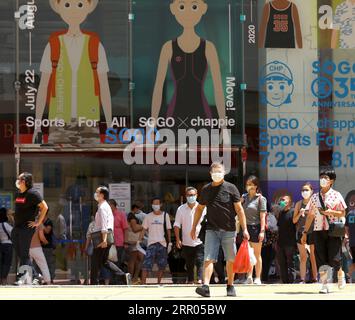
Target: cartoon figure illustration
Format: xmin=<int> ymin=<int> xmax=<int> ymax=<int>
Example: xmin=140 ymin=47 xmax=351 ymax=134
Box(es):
xmin=33 ymin=0 xmax=112 ymax=144
xmin=150 ymin=0 xmax=225 ymax=133
xmin=331 ymin=0 xmax=355 ymax=49
xmin=259 ymin=0 xmax=303 ymax=48
xmin=260 ymin=61 xmax=294 ymax=107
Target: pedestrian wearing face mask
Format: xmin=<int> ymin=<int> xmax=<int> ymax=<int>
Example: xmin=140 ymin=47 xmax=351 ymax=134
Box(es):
xmin=191 ymin=162 xmax=249 ymax=297
xmin=174 ymin=187 xmax=206 ymax=284
xmin=292 ymin=183 xmax=317 ymax=283
xmin=275 ymin=194 xmax=297 ymax=283
xmin=12 ymin=173 xmax=48 ymax=285
xmin=90 ymin=186 xmax=114 ymax=285
xmin=141 ymin=197 xmax=172 ymax=285
xmin=302 ymin=168 xmax=347 ymax=294
xmin=242 ymin=176 xmax=267 ymax=285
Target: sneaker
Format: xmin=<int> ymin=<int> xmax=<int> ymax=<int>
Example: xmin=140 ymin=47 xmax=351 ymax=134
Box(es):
xmin=32 ymin=278 xmax=40 ymax=286
xmin=246 ymin=277 xmax=253 ymax=284
xmin=226 ymin=285 xmax=236 ymax=297
xmin=253 ymin=278 xmax=262 ymax=285
xmin=319 ymin=283 xmax=330 ymax=294
xmin=14 ymin=278 xmax=26 ymax=286
xmin=14 ymin=272 xmax=30 ymax=286
xmin=338 ymin=274 xmax=346 ymax=290
xmin=195 ymin=285 xmax=210 ymax=297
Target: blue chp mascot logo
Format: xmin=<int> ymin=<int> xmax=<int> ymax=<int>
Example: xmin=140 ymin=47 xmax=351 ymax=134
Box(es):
xmin=260 ymin=61 xmax=294 ymax=107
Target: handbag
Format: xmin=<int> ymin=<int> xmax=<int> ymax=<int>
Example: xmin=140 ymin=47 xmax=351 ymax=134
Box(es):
xmin=91 ymin=229 xmax=114 ymax=248
xmin=318 ymin=193 xmax=345 ymax=238
xmin=108 ymin=245 xmax=118 ymax=262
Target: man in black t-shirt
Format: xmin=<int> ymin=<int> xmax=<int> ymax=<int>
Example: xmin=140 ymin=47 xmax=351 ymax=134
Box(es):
xmin=12 ymin=172 xmax=48 ymax=285
xmin=191 ymin=162 xmax=249 ymax=297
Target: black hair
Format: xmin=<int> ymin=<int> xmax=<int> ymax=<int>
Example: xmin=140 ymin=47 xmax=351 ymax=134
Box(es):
xmin=301 ymin=182 xmax=314 ymax=191
xmin=246 ymin=175 xmax=261 ymax=193
xmin=109 ymin=199 xmax=117 ymax=207
xmin=43 ymin=218 xmax=53 ymax=228
xmin=97 ymin=186 xmax=109 ymax=200
xmin=345 ymin=190 xmax=355 ymax=213
xmin=209 ymin=162 xmax=225 ymax=172
xmin=131 ymin=204 xmax=140 ymax=210
xmin=151 ymin=197 xmax=161 ymax=203
xmin=0 ymin=208 xmax=8 ymax=223
xmin=320 ymin=167 xmax=336 ymax=181
xmin=20 ymin=172 xmax=33 ymax=189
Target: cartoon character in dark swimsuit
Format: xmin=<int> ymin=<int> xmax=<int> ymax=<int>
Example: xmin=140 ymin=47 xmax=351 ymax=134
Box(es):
xmin=151 ymin=0 xmax=226 ymax=133
xmin=259 ymin=0 xmax=303 ymax=48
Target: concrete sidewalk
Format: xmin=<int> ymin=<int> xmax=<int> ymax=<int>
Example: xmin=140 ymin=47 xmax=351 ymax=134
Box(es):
xmin=0 ymin=284 xmax=354 ymax=300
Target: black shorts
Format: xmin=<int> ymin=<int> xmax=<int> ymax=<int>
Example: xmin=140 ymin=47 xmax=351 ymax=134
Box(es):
xmin=351 ymin=247 xmax=355 ymax=264
xmin=296 ymin=232 xmax=314 ymax=245
xmin=247 ymin=224 xmax=261 ymax=243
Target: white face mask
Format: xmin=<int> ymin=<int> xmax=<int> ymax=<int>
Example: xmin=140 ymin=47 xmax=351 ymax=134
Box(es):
xmin=94 ymin=193 xmax=99 ymax=202
xmin=152 ymin=204 xmax=160 ymax=212
xmin=211 ymin=172 xmax=224 ymax=183
xmin=15 ymin=180 xmax=21 ymax=189
xmin=320 ymin=178 xmax=329 ymax=188
xmin=301 ymin=190 xmax=312 ymax=199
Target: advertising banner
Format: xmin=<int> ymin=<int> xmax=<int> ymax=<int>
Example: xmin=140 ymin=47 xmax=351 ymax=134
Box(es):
xmin=16 ymin=0 xmax=129 ymax=146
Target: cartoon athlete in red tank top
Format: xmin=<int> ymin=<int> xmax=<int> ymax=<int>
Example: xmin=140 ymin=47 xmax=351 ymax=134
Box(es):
xmin=259 ymin=0 xmax=303 ymax=49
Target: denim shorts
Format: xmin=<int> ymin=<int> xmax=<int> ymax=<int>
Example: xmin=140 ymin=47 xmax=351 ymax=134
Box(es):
xmin=142 ymin=242 xmax=168 ymax=271
xmin=204 ymin=230 xmax=236 ymax=262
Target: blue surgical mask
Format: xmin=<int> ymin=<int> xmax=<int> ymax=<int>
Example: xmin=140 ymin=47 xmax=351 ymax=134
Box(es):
xmin=186 ymin=196 xmax=197 ymax=204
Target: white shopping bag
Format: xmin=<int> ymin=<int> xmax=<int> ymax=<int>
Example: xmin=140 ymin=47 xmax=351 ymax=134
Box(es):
xmin=248 ymin=244 xmax=257 ymax=266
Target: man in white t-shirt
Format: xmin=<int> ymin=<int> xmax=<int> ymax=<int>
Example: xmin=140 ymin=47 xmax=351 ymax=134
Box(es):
xmin=33 ymin=0 xmax=112 ymax=144
xmin=174 ymin=187 xmax=206 ymax=284
xmin=141 ymin=197 xmax=172 ymax=285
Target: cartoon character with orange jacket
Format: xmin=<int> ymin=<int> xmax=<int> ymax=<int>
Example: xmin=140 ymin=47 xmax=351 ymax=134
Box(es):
xmin=33 ymin=0 xmax=112 ymax=144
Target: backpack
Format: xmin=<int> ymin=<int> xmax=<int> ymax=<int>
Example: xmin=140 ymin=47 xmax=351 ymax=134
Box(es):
xmin=46 ymin=30 xmax=100 ymax=104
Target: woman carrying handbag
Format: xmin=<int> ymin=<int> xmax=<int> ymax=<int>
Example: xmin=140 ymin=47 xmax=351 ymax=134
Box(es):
xmin=302 ymin=168 xmax=347 ymax=294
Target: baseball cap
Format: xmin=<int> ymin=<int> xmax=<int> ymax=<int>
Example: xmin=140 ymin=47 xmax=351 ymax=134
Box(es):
xmin=260 ymin=61 xmax=293 ymax=82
